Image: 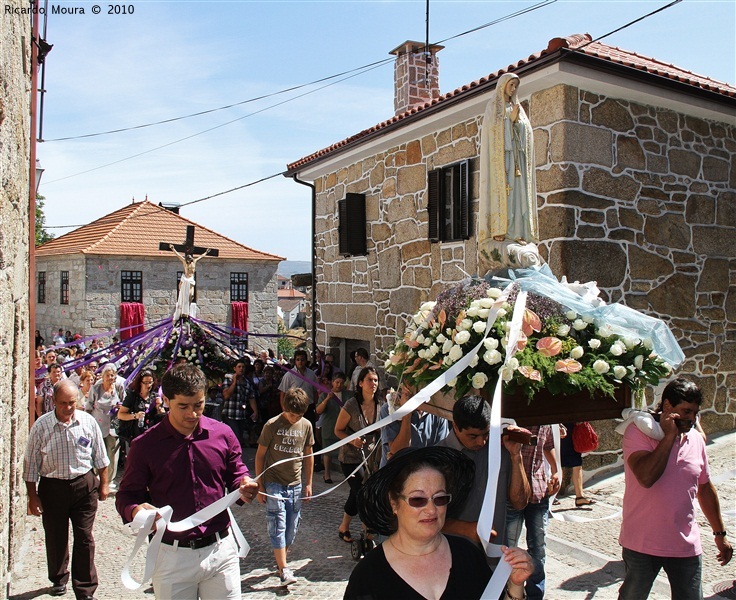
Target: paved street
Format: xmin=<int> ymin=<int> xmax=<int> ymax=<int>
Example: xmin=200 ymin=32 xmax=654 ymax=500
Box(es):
xmin=9 ymin=432 xmax=735 ymax=599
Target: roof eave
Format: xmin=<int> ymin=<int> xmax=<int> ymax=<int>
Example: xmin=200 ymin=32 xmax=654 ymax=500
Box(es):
xmin=285 ymin=48 xmax=735 ymax=176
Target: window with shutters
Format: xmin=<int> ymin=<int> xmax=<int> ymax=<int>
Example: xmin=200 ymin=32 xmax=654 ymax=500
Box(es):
xmin=338 ymin=193 xmax=367 ymax=256
xmin=121 ymin=271 xmax=143 ymax=303
xmin=38 ymin=271 xmax=46 ymax=304
xmin=427 ymin=160 xmax=471 ymax=243
xmin=60 ymin=271 xmax=70 ymax=305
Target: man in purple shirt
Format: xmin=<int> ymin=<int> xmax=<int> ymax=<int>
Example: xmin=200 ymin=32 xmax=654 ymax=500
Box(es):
xmin=116 ymin=364 xmax=258 ymax=599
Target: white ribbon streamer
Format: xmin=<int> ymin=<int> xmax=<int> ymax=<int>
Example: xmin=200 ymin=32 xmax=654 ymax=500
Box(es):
xmin=478 ymin=289 xmax=527 ymax=600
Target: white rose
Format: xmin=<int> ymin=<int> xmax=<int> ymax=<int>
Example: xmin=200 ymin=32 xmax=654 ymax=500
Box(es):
xmin=593 ymin=359 xmax=610 ymax=374
xmin=458 ymin=319 xmax=473 ymax=331
xmin=479 ymin=298 xmax=494 ymax=308
xmin=416 ymin=334 xmax=425 ymax=345
xmin=643 ymin=338 xmax=653 ymax=350
xmin=609 ymin=342 xmax=625 ymax=356
xmin=442 ymin=339 xmax=454 ymax=354
xmin=487 ymin=288 xmax=502 ymax=298
xmin=497 ymin=308 xmax=507 ymax=318
xmin=444 ymin=357 xmax=454 ymax=367
xmin=570 ymin=346 xmax=584 ymax=359
xmin=429 ymin=343 xmax=439 ymax=356
xmin=471 ymin=372 xmax=489 ymax=389
xmin=420 ymin=301 xmax=436 ymax=312
xmin=418 ymin=349 xmax=427 ymax=359
xmin=557 ymin=324 xmax=571 ymax=337
xmin=384 ymin=358 xmax=392 ymax=368
xmin=467 ymin=306 xmax=480 ymax=318
xmin=413 ymin=313 xmax=424 ymax=325
xmin=483 ymin=337 xmax=499 ymax=350
xmin=597 ymin=325 xmax=614 ymax=338
xmin=573 ymin=319 xmax=587 ymax=331
xmin=446 ymin=328 xmax=453 ymax=336
xmin=448 ymin=345 xmax=464 ymax=362
xmin=469 ymin=354 xmax=479 ymax=368
xmin=634 ymin=354 xmax=644 ymax=369
xmin=455 ymin=330 xmax=471 ymax=345
xmin=582 ymin=314 xmax=595 ymax=324
xmin=478 ymin=308 xmax=490 ymax=319
xmin=613 ymin=365 xmax=627 ymax=379
xmin=447 ymin=377 xmax=457 ymax=387
xmin=508 ymin=357 xmax=519 ymax=370
xmin=436 ymin=333 xmax=447 ymax=344
xmin=588 ymin=339 xmax=602 ymax=350
xmin=623 ymin=337 xmax=639 ymax=350
xmin=424 ymin=337 xmax=433 ymax=346
xmin=473 ymin=321 xmax=486 ymax=334
xmin=565 ymin=310 xmax=577 ymax=320
xmin=483 ymin=349 xmax=502 ymax=365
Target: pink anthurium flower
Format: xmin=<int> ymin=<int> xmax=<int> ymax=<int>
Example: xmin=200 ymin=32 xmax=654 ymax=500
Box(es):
xmin=536 ymin=337 xmax=563 ymax=357
xmin=555 ymin=358 xmax=583 ymax=373
xmin=522 ymin=309 xmax=542 ymax=336
xmin=518 ymin=365 xmax=542 ymax=381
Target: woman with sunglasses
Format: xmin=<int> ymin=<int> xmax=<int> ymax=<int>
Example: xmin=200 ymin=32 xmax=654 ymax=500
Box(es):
xmin=118 ymin=370 xmax=155 ymax=443
xmin=334 ymin=366 xmax=382 ymax=543
xmin=345 ymin=447 xmax=532 ymax=600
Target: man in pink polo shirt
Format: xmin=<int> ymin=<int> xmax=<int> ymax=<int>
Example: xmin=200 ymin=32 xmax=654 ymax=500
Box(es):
xmin=619 ymin=377 xmax=732 ymax=599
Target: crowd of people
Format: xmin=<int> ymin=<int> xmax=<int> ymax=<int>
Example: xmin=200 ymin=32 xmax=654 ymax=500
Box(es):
xmin=25 ymin=339 xmax=732 ymax=600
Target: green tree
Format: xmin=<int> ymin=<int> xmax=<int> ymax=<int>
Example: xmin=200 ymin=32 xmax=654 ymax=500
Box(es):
xmin=35 ymin=194 xmax=55 ymax=246
xmin=277 ymin=322 xmax=295 ymax=359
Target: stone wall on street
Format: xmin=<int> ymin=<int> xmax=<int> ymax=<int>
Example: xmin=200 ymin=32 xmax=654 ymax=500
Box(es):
xmin=0 ymin=9 xmax=31 ymax=585
xmin=34 ymin=256 xmax=279 ymax=354
xmin=312 ymin=82 xmax=735 ymax=451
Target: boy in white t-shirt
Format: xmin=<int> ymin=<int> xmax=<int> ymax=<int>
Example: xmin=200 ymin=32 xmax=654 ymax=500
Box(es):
xmin=256 ymin=387 xmax=314 ymax=586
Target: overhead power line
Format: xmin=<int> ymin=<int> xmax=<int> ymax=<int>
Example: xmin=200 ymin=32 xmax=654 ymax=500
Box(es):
xmin=45 ymin=0 xmax=682 ymax=230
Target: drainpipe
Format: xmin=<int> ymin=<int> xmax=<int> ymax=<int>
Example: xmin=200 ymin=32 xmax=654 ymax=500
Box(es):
xmin=291 ymin=175 xmax=317 ymax=360
xmin=28 ymin=3 xmax=40 ymax=427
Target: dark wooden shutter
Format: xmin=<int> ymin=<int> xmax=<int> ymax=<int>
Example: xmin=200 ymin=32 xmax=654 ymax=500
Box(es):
xmin=459 ymin=160 xmax=470 ymax=239
xmin=427 ymin=169 xmax=440 ymax=242
xmin=338 ymin=199 xmax=348 ymax=255
xmin=346 ymin=193 xmax=367 ymax=255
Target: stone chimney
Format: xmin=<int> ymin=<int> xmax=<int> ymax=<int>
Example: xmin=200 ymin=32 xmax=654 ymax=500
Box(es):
xmin=390 ymin=40 xmax=444 ymax=116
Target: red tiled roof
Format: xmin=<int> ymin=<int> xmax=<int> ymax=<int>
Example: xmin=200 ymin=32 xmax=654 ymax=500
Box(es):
xmin=36 ymin=200 xmax=284 ymax=261
xmin=287 ymin=33 xmax=735 ymax=172
xmin=278 ymin=288 xmax=306 ymax=299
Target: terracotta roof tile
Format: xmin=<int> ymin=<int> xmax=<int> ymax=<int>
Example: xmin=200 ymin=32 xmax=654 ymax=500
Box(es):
xmin=36 ymin=200 xmax=284 ymax=261
xmin=278 ymin=288 xmax=306 ymax=299
xmin=287 ymin=34 xmax=735 ymax=172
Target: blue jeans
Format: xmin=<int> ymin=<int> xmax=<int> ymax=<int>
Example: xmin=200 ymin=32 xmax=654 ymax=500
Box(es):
xmin=505 ymin=496 xmax=549 ymax=600
xmin=619 ymin=547 xmax=702 ymax=600
xmin=265 ymin=482 xmax=302 ymax=549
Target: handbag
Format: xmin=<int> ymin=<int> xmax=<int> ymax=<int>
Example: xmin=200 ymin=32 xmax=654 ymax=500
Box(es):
xmin=572 ymin=421 xmax=599 ymax=453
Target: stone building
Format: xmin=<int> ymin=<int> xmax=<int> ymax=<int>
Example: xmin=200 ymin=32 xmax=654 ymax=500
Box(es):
xmin=285 ymin=33 xmax=736 ymax=440
xmin=0 ymin=7 xmax=32 ymax=589
xmin=35 ymin=200 xmax=283 ymax=353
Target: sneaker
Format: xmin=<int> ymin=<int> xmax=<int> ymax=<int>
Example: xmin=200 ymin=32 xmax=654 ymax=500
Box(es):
xmin=279 ymin=567 xmax=297 ymax=586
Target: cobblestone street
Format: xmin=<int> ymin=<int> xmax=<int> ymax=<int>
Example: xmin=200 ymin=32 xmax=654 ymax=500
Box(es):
xmin=9 ymin=432 xmax=735 ymax=599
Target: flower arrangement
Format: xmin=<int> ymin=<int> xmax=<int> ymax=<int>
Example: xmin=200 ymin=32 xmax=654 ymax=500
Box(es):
xmin=384 ymin=278 xmax=672 ymax=403
xmin=151 ymin=320 xmax=236 ymax=381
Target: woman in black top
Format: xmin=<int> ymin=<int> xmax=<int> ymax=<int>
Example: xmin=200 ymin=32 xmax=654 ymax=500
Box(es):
xmin=334 ymin=367 xmax=381 ymax=543
xmin=344 ymin=447 xmax=533 ymax=600
xmin=118 ymin=370 xmax=155 ymax=442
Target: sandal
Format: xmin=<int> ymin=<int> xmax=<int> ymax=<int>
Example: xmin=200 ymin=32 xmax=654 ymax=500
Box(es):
xmin=338 ymin=530 xmax=353 ymax=543
xmin=575 ymin=496 xmax=596 ymax=507
xmin=324 ymin=477 xmax=333 ymax=484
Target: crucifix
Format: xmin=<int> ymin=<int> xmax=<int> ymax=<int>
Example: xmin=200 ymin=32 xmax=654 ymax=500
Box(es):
xmin=160 ymin=226 xmax=219 ymax=319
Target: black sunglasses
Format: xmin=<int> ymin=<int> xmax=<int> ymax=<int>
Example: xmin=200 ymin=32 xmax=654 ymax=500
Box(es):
xmin=400 ymin=493 xmax=452 ymax=508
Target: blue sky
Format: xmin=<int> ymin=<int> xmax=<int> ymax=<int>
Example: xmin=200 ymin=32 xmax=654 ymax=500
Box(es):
xmin=36 ymin=0 xmax=735 ymax=261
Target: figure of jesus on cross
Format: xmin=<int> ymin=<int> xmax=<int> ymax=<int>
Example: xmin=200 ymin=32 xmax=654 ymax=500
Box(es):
xmin=159 ymin=225 xmax=219 ymax=321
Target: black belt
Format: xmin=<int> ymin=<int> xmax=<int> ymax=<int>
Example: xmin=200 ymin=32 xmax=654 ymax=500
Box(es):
xmin=162 ymin=528 xmax=229 ymax=550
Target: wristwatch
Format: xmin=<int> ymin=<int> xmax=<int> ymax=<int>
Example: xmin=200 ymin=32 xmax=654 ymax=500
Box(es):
xmin=713 ymin=530 xmax=727 ymax=536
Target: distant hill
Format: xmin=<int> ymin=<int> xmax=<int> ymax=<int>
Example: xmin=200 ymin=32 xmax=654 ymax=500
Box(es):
xmin=278 ymin=260 xmax=311 ymax=278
